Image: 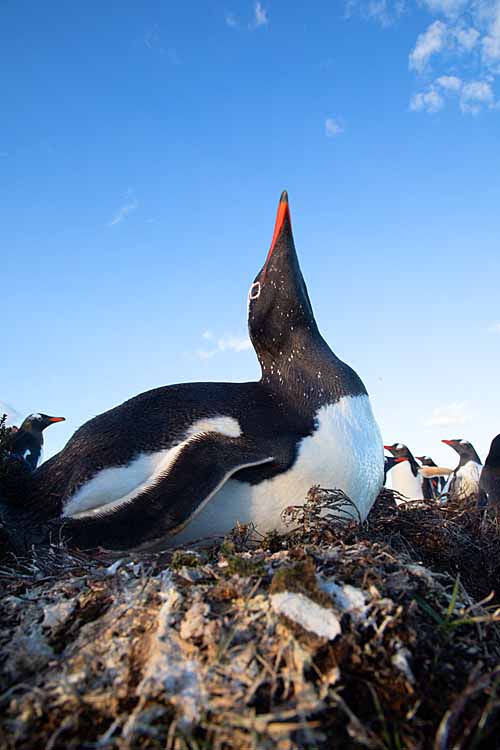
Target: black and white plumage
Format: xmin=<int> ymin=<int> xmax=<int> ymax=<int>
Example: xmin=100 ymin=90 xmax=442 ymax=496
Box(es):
xmin=383 ymin=455 xmax=408 ymax=483
xmin=441 ymin=439 xmax=482 ymax=503
xmin=8 ymin=414 xmax=65 ymax=470
xmin=6 ymin=192 xmax=383 ymax=551
xmin=384 ymin=443 xmax=431 ymax=500
xmin=478 ymin=435 xmax=500 ymax=513
xmin=416 ymin=455 xmax=445 ymax=498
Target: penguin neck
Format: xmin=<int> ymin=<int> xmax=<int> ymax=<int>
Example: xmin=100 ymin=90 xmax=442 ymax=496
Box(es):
xmin=257 ymin=327 xmax=367 ymax=411
xmin=458 ymin=449 xmax=481 ymax=467
xmin=408 ymin=456 xmax=420 ymax=476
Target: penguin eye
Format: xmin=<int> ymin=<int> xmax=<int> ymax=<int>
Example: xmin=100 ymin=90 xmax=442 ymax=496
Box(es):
xmin=249 ymin=282 xmax=261 ymax=300
xmin=460 ymin=440 xmax=468 ymax=446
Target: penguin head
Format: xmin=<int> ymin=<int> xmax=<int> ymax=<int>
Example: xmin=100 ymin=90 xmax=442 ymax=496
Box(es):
xmin=19 ymin=413 xmax=65 ymax=434
xmin=248 ymin=191 xmax=318 ymax=361
xmin=485 ymin=434 xmax=500 ymax=467
xmin=384 ymin=442 xmax=413 ymax=460
xmin=442 ymin=439 xmax=481 ymax=464
xmin=384 ymin=455 xmax=409 ymax=471
xmin=416 ymin=455 xmax=436 ymax=466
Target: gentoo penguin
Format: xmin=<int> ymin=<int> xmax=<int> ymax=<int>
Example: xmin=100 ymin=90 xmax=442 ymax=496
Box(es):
xmin=478 ymin=435 xmax=500 ymax=513
xmin=416 ymin=455 xmax=443 ymax=498
xmin=441 ymin=439 xmax=482 ymax=503
xmin=384 ymin=455 xmax=408 ymax=483
xmin=12 ymin=192 xmax=383 ymax=550
xmin=384 ymin=443 xmax=430 ymax=500
xmin=8 ymin=414 xmax=65 ymax=470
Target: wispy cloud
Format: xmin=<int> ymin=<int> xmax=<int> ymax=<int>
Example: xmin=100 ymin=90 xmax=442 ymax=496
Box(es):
xmin=409 ymin=87 xmax=444 ymax=112
xmin=325 ymin=117 xmax=344 ymax=136
xmin=427 ymin=401 xmax=469 ymax=426
xmin=195 ymin=331 xmax=252 ymax=359
xmin=487 ymin=322 xmax=500 ymax=333
xmin=253 ymin=2 xmax=268 ymax=27
xmin=225 ymin=12 xmax=239 ymax=28
xmin=344 ymin=0 xmax=407 ymax=27
xmin=143 ymin=25 xmax=180 ymax=64
xmin=226 ymin=2 xmax=268 ymax=30
xmin=409 ymin=20 xmax=447 ymax=72
xmin=107 ymin=196 xmax=138 ymax=228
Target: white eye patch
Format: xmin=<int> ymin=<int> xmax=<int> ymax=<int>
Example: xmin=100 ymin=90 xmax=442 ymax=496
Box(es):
xmin=249 ymin=282 xmax=261 ymax=300
xmin=460 ymin=440 xmax=468 ymax=446
xmin=396 ymin=443 xmax=404 ymax=450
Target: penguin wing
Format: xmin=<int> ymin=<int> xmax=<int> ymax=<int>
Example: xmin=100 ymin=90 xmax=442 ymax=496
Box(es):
xmin=58 ymin=432 xmax=294 ymax=550
xmin=418 ymin=466 xmax=452 ymax=478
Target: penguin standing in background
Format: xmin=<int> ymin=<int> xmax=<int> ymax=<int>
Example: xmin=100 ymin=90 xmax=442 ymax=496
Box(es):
xmin=384 ymin=455 xmax=409 ymax=483
xmin=384 ymin=443 xmax=430 ymax=500
xmin=6 ymin=192 xmax=384 ymax=551
xmin=477 ymin=435 xmax=500 ymax=514
xmin=8 ymin=414 xmax=65 ymax=469
xmin=416 ymin=455 xmax=445 ymax=498
xmin=441 ymin=439 xmax=482 ymax=503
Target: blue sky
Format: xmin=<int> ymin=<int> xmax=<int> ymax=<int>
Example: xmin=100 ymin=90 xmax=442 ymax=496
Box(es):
xmin=2 ymin=0 xmax=500 ymax=467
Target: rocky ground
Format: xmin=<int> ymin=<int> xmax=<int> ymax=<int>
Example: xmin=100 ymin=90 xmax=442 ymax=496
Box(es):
xmin=1 ymin=488 xmax=500 ymax=750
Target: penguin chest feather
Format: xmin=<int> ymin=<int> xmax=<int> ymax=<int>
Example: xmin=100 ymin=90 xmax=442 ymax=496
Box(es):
xmin=389 ymin=462 xmax=423 ymax=501
xmin=171 ymin=394 xmax=383 ymax=544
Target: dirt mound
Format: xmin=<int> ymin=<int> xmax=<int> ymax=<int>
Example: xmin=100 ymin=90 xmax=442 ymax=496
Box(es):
xmin=1 ymin=489 xmax=499 ymax=750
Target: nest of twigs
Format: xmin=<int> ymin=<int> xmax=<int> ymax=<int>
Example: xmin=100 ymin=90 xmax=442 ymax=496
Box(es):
xmin=1 ymin=487 xmax=500 ymax=750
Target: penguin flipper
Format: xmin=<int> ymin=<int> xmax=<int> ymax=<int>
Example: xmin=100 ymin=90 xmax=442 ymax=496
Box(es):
xmin=59 ymin=432 xmax=288 ymax=550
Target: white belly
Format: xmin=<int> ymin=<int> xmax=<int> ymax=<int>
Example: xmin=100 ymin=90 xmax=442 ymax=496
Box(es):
xmin=171 ymin=395 xmax=384 ymax=544
xmin=389 ymin=461 xmax=422 ymax=501
xmin=445 ymin=461 xmax=482 ymax=500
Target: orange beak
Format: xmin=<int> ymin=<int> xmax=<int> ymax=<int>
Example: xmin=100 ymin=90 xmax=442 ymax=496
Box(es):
xmin=262 ymin=191 xmax=291 ymax=278
xmin=441 ymin=439 xmax=453 ymax=446
xmin=48 ymin=417 xmax=65 ymax=423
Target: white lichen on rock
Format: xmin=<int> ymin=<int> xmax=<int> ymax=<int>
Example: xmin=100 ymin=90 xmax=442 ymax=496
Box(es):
xmin=270 ymin=591 xmax=341 ymax=640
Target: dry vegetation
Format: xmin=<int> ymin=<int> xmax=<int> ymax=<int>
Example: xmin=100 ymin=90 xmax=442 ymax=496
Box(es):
xmin=1 ymin=488 xmax=500 ymax=750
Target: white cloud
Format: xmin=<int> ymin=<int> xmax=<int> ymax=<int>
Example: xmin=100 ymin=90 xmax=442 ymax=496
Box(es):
xmin=460 ymin=79 xmax=494 ymax=112
xmin=421 ymin=0 xmax=468 ymax=18
xmin=348 ymin=1 xmax=500 ymax=113
xmin=488 ymin=322 xmax=500 ymax=333
xmin=482 ymin=3 xmax=500 ymax=65
xmin=409 ymin=20 xmax=448 ymax=72
xmin=344 ymin=0 xmax=407 ymax=26
xmin=435 ymin=74 xmax=463 ymax=89
xmin=427 ymin=401 xmax=468 ymax=426
xmin=226 ymin=3 xmax=268 ymax=30
xmin=253 ymin=2 xmax=268 ymax=27
xmin=454 ymin=25 xmax=480 ymax=51
xmin=325 ymin=118 xmax=344 ymax=136
xmin=409 ymin=87 xmax=444 ymax=111
xmin=108 ymin=198 xmax=138 ymax=228
xmin=195 ymin=333 xmax=252 ymax=359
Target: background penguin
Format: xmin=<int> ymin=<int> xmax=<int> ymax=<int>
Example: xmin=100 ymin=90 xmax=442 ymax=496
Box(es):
xmin=384 ymin=443 xmax=430 ymax=500
xmin=8 ymin=414 xmax=65 ymax=470
xmin=8 ymin=192 xmax=383 ymax=551
xmin=416 ymin=455 xmax=445 ymax=498
xmin=441 ymin=439 xmax=482 ymax=503
xmin=477 ymin=434 xmax=500 ymax=514
xmin=384 ymin=455 xmax=409 ymax=483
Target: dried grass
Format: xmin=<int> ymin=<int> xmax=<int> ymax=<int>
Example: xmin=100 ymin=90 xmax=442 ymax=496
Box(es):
xmin=1 ymin=487 xmax=500 ymax=750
